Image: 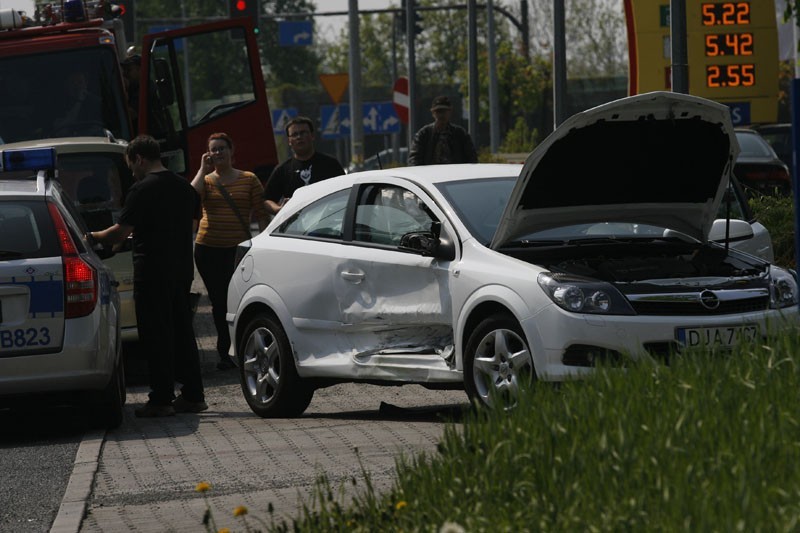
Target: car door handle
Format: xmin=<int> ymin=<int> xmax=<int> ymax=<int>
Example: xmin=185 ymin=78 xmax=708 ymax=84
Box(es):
xmin=340 ymin=270 xmax=365 ymax=283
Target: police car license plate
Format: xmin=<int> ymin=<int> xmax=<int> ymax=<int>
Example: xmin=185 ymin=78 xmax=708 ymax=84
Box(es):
xmin=676 ymin=324 xmax=760 ymax=348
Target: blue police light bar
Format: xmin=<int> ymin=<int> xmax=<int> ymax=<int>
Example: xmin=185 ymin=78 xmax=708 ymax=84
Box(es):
xmin=0 ymin=147 xmax=57 ymax=173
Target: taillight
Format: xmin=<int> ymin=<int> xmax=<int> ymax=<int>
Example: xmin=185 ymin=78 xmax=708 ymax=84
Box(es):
xmin=47 ymin=202 xmax=97 ymax=318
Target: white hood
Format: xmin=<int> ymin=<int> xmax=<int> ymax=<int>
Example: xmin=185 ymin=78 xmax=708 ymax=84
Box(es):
xmin=490 ymin=92 xmax=739 ymax=249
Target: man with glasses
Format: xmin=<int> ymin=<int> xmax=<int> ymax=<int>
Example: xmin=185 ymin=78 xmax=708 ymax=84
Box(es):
xmin=408 ymin=95 xmax=477 ymax=166
xmin=263 ymin=116 xmax=345 ymax=216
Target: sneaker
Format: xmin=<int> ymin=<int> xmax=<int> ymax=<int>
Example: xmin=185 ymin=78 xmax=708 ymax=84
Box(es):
xmin=173 ymin=395 xmax=209 ymax=413
xmin=216 ymin=358 xmax=236 ymax=371
xmin=134 ymin=402 xmax=175 ymax=418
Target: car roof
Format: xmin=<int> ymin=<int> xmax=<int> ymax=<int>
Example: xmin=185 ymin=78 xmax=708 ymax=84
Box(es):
xmin=0 ymin=178 xmax=46 ymax=197
xmin=0 ymin=136 xmax=128 ymax=155
xmin=352 ymin=163 xmax=522 ymax=183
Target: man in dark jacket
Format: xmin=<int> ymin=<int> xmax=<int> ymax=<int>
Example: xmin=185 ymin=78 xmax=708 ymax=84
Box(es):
xmin=408 ymin=95 xmax=478 ymax=166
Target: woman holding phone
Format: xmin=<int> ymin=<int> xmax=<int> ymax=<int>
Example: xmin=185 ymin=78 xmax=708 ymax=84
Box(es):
xmin=191 ymin=132 xmax=269 ymax=370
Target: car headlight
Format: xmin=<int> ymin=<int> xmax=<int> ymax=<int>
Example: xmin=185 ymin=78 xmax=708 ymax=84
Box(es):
xmin=769 ymin=266 xmax=798 ymax=309
xmin=537 ymin=272 xmax=636 ymax=315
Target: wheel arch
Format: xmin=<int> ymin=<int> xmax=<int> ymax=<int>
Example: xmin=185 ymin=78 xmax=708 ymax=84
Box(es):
xmin=455 ymin=286 xmax=532 ymax=371
xmin=232 ymin=284 xmax=294 ymax=359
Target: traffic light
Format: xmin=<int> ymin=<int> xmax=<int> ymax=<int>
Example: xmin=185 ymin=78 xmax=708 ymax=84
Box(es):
xmin=228 ymin=0 xmax=259 ymax=23
xmin=412 ymin=0 xmax=423 ymax=36
xmin=228 ymin=0 xmax=260 ymax=39
xmin=400 ymin=0 xmax=423 ymax=37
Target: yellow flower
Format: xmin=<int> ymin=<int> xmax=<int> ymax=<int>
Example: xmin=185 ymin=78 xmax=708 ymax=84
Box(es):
xmin=233 ymin=505 xmax=248 ymax=517
xmin=195 ymin=482 xmax=211 ymax=493
xmin=218 ymin=529 xmax=231 ymax=533
xmin=395 ymin=500 xmax=408 ymax=511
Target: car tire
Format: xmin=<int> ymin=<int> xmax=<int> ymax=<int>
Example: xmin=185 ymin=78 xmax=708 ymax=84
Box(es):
xmin=238 ymin=313 xmax=314 ymax=418
xmin=463 ymin=314 xmax=536 ymax=410
xmin=91 ymin=356 xmax=126 ymax=429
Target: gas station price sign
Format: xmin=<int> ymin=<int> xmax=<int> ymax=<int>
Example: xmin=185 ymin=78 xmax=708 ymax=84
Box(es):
xmin=624 ymin=0 xmax=779 ymax=124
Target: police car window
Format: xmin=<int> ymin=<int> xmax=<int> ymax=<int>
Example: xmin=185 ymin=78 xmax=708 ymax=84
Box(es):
xmin=0 ymin=204 xmax=42 ymax=254
xmin=276 ymin=189 xmax=349 ymax=240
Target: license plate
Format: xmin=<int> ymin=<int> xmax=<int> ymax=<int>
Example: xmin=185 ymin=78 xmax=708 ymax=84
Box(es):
xmin=676 ymin=324 xmax=761 ymax=348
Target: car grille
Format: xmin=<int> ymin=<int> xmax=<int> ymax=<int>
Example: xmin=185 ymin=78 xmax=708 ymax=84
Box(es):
xmin=627 ymin=288 xmax=770 ymax=316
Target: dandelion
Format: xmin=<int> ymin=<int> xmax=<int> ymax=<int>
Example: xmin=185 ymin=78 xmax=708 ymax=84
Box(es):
xmin=395 ymin=501 xmax=408 ymax=511
xmin=218 ymin=529 xmax=231 ymax=533
xmin=233 ymin=506 xmax=248 ymax=517
xmin=196 ymin=481 xmax=212 ymax=493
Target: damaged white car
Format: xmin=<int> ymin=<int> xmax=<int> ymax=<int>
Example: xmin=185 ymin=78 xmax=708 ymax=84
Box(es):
xmin=227 ymin=91 xmax=799 ymax=417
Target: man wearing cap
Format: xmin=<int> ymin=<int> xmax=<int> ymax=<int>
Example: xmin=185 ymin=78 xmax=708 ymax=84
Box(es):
xmin=408 ymin=95 xmax=477 ymax=166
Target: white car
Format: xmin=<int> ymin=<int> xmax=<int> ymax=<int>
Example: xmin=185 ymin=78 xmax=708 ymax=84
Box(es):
xmin=227 ymin=92 xmax=799 ymax=417
xmin=0 ymin=147 xmax=125 ymax=428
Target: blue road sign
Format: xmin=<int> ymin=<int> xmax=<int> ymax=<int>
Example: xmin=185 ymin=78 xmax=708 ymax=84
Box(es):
xmin=272 ymin=108 xmax=298 ymax=135
xmin=320 ymin=104 xmax=350 ymax=139
xmin=320 ymin=102 xmax=401 ymax=139
xmin=363 ymin=102 xmax=401 ymax=135
xmin=279 ymin=21 xmax=313 ymax=46
xmin=725 ymin=102 xmax=751 ymax=126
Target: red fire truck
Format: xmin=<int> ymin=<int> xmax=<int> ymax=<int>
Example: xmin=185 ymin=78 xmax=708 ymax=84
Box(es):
xmin=0 ymin=1 xmax=278 ymax=180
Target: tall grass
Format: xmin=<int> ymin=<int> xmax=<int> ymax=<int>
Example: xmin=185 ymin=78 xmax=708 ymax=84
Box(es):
xmin=265 ymin=333 xmax=800 ymax=532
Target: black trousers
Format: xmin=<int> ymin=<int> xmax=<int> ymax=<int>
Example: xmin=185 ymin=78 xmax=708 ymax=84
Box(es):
xmin=134 ymin=278 xmax=204 ymax=406
xmin=194 ymin=244 xmax=237 ymax=360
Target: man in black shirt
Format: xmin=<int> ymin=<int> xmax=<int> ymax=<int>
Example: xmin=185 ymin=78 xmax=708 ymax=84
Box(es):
xmin=91 ymin=135 xmax=206 ymax=417
xmin=263 ymin=116 xmax=345 ymax=216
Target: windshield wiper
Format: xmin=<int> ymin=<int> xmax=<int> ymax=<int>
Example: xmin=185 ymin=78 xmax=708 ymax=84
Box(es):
xmin=502 ymin=239 xmax=565 ymax=248
xmin=0 ymin=250 xmax=23 ymax=259
xmin=566 ymin=236 xmax=650 ymax=245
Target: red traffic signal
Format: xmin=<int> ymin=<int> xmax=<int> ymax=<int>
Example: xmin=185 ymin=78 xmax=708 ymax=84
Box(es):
xmin=229 ymin=0 xmax=259 ymax=21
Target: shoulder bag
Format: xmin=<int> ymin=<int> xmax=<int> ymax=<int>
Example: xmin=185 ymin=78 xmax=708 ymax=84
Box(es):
xmin=210 ymin=174 xmax=252 ymax=240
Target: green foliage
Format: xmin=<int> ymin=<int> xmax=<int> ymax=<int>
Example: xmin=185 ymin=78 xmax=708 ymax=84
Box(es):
xmin=499 ymin=116 xmax=539 ymax=153
xmin=255 ymin=334 xmax=800 ymax=532
xmin=749 ymin=193 xmax=796 ymax=268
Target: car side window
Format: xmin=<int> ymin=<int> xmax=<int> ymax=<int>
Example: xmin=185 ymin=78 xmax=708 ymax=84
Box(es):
xmin=354 ymin=184 xmax=434 ymax=246
xmin=276 ymin=189 xmax=349 ymax=240
xmin=717 ymin=184 xmax=746 ymax=220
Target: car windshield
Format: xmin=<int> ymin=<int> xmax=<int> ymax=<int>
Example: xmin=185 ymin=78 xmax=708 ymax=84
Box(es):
xmin=436 ymin=177 xmax=517 ymax=244
xmin=438 ymin=177 xmax=745 ymax=247
xmin=736 ymin=132 xmax=773 ymax=157
xmin=0 ymin=47 xmax=131 ymax=143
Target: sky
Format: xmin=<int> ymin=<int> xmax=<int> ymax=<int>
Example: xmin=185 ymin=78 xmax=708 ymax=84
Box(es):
xmin=314 ymin=0 xmax=393 ymax=40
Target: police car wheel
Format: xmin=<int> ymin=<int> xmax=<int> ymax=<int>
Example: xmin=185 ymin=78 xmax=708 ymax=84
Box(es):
xmin=91 ymin=357 xmax=126 ymax=429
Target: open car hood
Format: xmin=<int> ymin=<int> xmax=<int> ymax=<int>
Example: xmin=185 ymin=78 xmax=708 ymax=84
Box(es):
xmin=490 ymin=92 xmax=738 ymax=249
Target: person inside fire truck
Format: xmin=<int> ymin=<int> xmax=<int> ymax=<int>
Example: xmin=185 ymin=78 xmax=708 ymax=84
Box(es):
xmin=52 ymin=71 xmax=104 ymax=137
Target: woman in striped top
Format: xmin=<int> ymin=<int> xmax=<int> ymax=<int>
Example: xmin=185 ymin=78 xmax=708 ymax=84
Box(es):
xmin=191 ymin=132 xmax=269 ymax=370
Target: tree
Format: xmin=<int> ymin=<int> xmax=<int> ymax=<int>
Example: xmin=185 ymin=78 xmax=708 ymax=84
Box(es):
xmin=525 ymin=0 xmax=627 ymax=79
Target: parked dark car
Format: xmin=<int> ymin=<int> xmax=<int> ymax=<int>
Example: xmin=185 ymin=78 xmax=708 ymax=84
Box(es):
xmin=750 ymin=123 xmax=792 ymax=176
xmin=733 ymin=128 xmax=791 ymax=195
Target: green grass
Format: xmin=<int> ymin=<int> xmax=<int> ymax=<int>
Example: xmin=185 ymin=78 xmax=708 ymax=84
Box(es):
xmin=208 ymin=331 xmax=800 ymax=532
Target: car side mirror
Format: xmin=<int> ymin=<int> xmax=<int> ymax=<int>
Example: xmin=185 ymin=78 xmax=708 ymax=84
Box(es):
xmin=398 ymin=221 xmax=456 ymax=261
xmin=708 ymin=219 xmax=755 ymax=243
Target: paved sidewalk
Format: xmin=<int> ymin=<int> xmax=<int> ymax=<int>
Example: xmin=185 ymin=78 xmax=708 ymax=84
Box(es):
xmin=58 ymin=285 xmax=467 ymax=532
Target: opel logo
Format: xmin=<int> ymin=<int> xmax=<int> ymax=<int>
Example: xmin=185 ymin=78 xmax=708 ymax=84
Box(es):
xmin=699 ymin=290 xmax=720 ymax=310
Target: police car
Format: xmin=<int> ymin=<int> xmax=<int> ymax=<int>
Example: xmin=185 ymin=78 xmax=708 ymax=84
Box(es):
xmin=0 ymin=147 xmax=125 ymax=428
xmin=1 ymin=136 xmax=137 ymax=342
